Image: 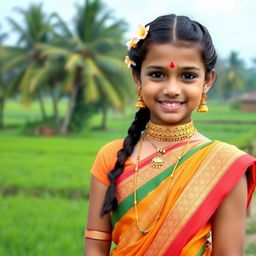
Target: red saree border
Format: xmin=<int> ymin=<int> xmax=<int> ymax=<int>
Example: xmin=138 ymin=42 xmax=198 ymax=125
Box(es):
xmin=116 ymin=140 xmax=200 ymax=185
xmin=112 ymin=141 xmax=219 ymax=256
xmin=164 ymin=154 xmax=256 ymax=256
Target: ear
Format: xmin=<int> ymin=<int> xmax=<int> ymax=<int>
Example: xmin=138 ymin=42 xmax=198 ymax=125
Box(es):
xmin=203 ymin=69 xmax=216 ymax=93
xmin=132 ymin=70 xmax=141 ymax=88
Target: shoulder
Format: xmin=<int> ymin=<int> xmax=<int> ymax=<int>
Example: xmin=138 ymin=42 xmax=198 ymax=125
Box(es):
xmin=196 ymin=132 xmax=246 ymax=156
xmin=215 ymin=141 xmax=246 ymax=156
xmin=90 ymin=139 xmax=124 ymax=186
xmin=213 ymin=141 xmax=256 ymax=178
xmin=97 ymin=139 xmax=124 ymax=157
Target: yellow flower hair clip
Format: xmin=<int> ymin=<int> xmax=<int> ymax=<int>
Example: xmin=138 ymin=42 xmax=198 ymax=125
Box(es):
xmin=136 ymin=24 xmax=150 ymax=40
xmin=124 ymin=56 xmax=136 ymax=69
xmin=125 ymin=24 xmax=150 ymax=51
xmin=126 ymin=37 xmax=139 ymax=51
xmin=124 ymin=24 xmax=150 ymax=68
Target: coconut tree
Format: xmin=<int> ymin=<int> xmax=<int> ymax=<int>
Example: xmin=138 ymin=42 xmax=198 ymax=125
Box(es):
xmin=218 ymin=51 xmax=246 ymax=100
xmin=0 ymin=28 xmax=8 ymax=128
xmin=1 ymin=3 xmax=55 ymax=121
xmin=39 ymin=0 xmax=132 ymax=134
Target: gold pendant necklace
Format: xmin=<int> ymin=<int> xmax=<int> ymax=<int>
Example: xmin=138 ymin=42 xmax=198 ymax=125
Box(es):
xmin=146 ymin=136 xmax=166 ymax=168
xmin=133 ymin=130 xmax=196 ymax=234
xmin=151 ymin=153 xmax=165 ymax=168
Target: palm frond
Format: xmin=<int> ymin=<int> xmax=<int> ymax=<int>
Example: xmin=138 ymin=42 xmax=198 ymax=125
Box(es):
xmin=37 ymin=43 xmax=71 ymax=58
xmin=96 ymin=54 xmax=125 ymax=70
xmin=30 ymin=64 xmax=52 ymax=92
xmin=5 ymin=69 xmax=25 ymax=96
xmin=65 ymin=54 xmax=83 ymax=71
xmin=63 ymin=67 xmax=76 ymax=93
xmin=19 ymin=63 xmax=35 ymax=105
xmin=52 ymin=12 xmax=73 ymax=38
xmin=83 ymin=64 xmax=100 ymax=103
xmin=2 ymin=55 xmax=28 ymax=72
xmin=7 ymin=17 xmax=32 ymax=45
xmin=88 ymin=59 xmax=122 ymax=108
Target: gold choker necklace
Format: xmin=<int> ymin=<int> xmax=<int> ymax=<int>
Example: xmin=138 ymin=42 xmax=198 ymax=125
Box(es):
xmin=145 ymin=120 xmax=196 ymax=142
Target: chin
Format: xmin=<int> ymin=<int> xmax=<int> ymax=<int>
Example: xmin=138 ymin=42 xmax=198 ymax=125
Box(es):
xmin=150 ymin=115 xmax=191 ymax=126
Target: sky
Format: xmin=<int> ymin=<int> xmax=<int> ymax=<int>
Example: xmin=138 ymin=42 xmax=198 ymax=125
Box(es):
xmin=1 ymin=0 xmax=255 ymax=66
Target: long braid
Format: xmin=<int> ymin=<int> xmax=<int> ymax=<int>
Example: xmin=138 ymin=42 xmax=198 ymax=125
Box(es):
xmin=101 ymin=108 xmax=150 ymax=216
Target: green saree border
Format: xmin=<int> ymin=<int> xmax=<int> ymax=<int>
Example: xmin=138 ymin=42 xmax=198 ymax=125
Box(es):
xmin=196 ymin=244 xmax=206 ymax=256
xmin=111 ymin=141 xmax=213 ymax=227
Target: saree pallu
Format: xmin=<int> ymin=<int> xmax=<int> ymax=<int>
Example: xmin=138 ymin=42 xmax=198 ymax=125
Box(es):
xmin=110 ymin=140 xmax=256 ymax=256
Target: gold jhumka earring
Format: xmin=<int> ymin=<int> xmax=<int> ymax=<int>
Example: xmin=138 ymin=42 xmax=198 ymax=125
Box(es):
xmin=197 ymin=91 xmax=208 ymax=112
xmin=135 ymin=88 xmax=146 ymax=108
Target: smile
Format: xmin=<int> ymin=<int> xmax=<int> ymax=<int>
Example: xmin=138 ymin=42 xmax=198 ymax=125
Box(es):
xmin=158 ymin=100 xmax=185 ymax=111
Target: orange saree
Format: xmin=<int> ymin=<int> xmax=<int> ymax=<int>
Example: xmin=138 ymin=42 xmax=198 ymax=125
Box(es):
xmin=91 ymin=140 xmax=256 ymax=256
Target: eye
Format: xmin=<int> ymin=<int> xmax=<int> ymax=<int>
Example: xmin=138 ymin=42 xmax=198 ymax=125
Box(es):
xmin=181 ymin=72 xmax=197 ymax=80
xmin=148 ymin=71 xmax=165 ymax=79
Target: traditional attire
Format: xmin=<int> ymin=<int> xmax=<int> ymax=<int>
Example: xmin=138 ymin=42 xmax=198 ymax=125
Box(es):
xmin=91 ymin=139 xmax=256 ymax=256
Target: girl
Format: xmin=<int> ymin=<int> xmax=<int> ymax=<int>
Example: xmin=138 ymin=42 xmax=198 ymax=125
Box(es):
xmin=85 ymin=14 xmax=256 ymax=256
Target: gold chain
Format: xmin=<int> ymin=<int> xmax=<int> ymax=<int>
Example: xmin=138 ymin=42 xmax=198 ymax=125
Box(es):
xmin=133 ymin=130 xmax=196 ymax=234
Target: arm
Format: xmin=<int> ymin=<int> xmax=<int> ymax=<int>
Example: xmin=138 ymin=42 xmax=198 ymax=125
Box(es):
xmin=211 ymin=174 xmax=248 ymax=256
xmin=85 ymin=176 xmax=112 ymax=256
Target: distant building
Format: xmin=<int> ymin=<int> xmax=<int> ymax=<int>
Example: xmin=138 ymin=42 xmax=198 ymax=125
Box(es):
xmin=238 ymin=91 xmax=256 ymax=112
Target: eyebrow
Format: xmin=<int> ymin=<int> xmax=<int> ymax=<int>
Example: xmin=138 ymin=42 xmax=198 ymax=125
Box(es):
xmin=183 ymin=66 xmax=201 ymax=71
xmin=146 ymin=65 xmax=201 ymax=71
xmin=146 ymin=66 xmax=163 ymax=70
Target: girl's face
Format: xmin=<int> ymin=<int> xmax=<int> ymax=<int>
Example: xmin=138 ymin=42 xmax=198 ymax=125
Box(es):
xmin=133 ymin=43 xmax=215 ymax=125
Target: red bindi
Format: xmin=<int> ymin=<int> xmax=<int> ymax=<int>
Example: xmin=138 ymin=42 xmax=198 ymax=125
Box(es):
xmin=169 ymin=61 xmax=175 ymax=68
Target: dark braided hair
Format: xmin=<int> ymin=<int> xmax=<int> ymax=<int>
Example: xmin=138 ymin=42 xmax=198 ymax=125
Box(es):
xmin=101 ymin=108 xmax=150 ymax=215
xmin=101 ymin=14 xmax=217 ymax=215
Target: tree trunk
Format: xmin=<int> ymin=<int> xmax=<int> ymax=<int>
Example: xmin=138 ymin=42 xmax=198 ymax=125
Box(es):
xmin=0 ymin=97 xmax=4 ymax=129
xmin=60 ymin=84 xmax=79 ymax=135
xmin=37 ymin=90 xmax=47 ymax=121
xmin=50 ymin=86 xmax=59 ymax=129
xmin=60 ymin=68 xmax=82 ymax=135
xmin=100 ymin=104 xmax=108 ymax=130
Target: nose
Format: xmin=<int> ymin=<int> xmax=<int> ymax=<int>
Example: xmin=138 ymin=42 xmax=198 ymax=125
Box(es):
xmin=162 ymin=78 xmax=181 ymax=96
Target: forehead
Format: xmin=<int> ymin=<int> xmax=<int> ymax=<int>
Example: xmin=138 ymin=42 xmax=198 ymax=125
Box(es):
xmin=142 ymin=43 xmax=204 ymax=68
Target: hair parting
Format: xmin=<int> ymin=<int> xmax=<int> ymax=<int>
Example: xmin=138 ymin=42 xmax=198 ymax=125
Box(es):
xmin=128 ymin=14 xmax=217 ymax=75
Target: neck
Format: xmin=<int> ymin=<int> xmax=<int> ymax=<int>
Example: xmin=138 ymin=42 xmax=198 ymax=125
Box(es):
xmin=145 ymin=120 xmax=196 ymax=142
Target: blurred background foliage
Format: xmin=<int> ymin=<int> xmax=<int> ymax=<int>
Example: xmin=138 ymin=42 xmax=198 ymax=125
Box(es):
xmin=0 ymin=0 xmax=255 ymax=133
xmin=0 ymin=0 xmax=256 ymax=255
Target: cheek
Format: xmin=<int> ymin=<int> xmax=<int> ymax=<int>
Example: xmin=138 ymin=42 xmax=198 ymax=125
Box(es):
xmin=142 ymin=90 xmax=154 ymax=103
xmin=141 ymin=82 xmax=157 ymax=96
xmin=140 ymin=75 xmax=149 ymax=84
xmin=187 ymin=87 xmax=203 ymax=103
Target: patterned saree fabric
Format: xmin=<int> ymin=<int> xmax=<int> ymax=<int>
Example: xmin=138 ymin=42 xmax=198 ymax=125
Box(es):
xmin=91 ymin=140 xmax=256 ymax=256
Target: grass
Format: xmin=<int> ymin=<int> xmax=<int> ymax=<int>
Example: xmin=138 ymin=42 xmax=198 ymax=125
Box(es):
xmin=0 ymin=194 xmax=87 ymax=256
xmin=0 ymin=135 xmax=104 ymax=193
xmin=246 ymin=244 xmax=256 ymax=256
xmin=3 ymin=98 xmax=68 ymax=126
xmin=247 ymin=220 xmax=256 ymax=234
xmin=193 ymin=101 xmax=256 ymax=121
xmin=0 ymin=99 xmax=256 ymax=255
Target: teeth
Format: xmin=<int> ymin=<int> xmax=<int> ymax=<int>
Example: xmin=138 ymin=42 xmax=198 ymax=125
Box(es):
xmin=162 ymin=102 xmax=180 ymax=107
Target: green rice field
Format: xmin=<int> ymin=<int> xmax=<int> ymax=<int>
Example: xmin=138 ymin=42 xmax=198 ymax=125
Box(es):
xmin=0 ymin=100 xmax=256 ymax=255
